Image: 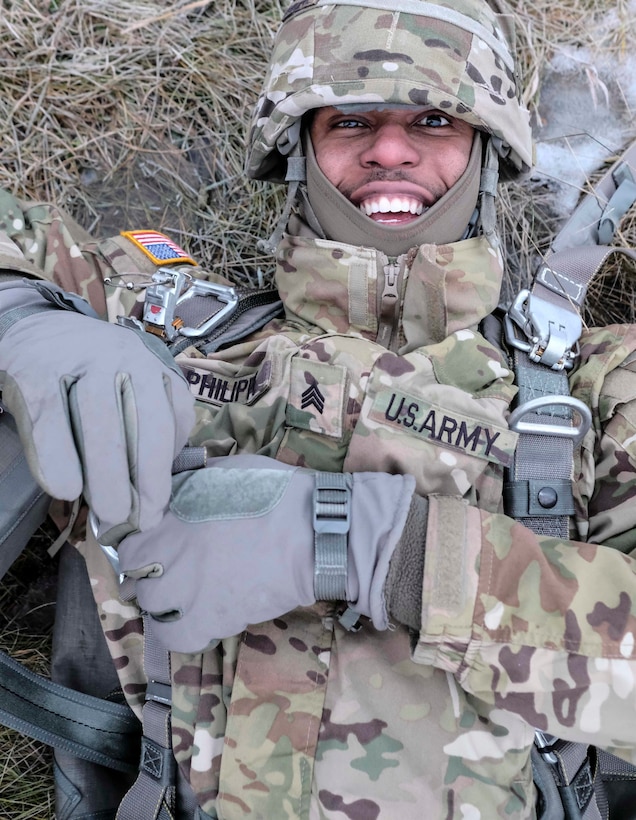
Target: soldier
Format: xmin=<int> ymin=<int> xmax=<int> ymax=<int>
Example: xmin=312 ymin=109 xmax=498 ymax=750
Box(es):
xmin=1 ymin=0 xmax=636 ymax=818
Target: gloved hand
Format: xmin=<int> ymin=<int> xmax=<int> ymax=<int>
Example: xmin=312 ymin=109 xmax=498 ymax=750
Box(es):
xmin=0 ymin=281 xmax=195 ymax=544
xmin=117 ymin=454 xmax=427 ymax=653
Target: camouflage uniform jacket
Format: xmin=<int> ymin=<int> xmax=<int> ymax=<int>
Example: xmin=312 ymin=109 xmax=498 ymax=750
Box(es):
xmin=2 ymin=194 xmax=636 ymax=819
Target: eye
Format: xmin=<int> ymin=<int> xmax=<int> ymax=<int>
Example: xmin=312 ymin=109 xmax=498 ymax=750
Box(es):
xmin=333 ymin=118 xmax=366 ymax=129
xmin=417 ymin=112 xmax=452 ymax=128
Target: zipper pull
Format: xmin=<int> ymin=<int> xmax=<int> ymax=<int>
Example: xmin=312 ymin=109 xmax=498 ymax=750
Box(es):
xmin=377 ymin=263 xmax=401 ymax=349
xmin=382 ymin=263 xmax=400 ymax=301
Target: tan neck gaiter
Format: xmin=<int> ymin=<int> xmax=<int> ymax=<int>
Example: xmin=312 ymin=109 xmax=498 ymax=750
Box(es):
xmin=302 ymin=132 xmax=483 ymax=257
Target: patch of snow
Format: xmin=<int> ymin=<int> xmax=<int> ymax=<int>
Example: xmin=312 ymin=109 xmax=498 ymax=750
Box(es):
xmin=531 ymin=2 xmax=636 ymax=219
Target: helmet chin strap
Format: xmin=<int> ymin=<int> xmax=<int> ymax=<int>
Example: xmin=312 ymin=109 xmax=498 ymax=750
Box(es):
xmin=299 ymin=131 xmax=485 ymax=257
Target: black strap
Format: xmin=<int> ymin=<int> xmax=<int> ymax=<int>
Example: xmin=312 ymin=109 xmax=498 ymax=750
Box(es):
xmin=0 ymin=647 xmax=140 ymax=772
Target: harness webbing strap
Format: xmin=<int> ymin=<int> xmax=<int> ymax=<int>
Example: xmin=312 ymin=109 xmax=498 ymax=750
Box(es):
xmin=0 ymin=648 xmax=140 ymax=772
xmin=116 ymin=611 xmax=176 ymax=820
xmin=505 ymin=357 xmax=575 ymax=538
xmin=551 ymin=141 xmax=636 ymax=254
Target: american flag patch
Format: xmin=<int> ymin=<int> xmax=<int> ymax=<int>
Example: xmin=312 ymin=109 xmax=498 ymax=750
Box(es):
xmin=121 ymin=230 xmax=197 ymax=266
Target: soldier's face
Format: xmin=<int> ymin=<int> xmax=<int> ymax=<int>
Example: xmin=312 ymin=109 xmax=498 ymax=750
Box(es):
xmin=310 ymin=107 xmax=474 ymax=225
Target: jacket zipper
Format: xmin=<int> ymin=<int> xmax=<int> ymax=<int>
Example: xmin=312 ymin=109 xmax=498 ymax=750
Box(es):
xmin=376 ymin=257 xmax=405 ymax=350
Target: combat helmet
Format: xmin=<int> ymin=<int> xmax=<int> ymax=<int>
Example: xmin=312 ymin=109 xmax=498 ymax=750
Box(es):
xmin=247 ymin=0 xmax=533 ymax=254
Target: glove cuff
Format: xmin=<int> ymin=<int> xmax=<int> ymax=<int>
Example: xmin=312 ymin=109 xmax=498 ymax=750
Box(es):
xmin=346 ymin=472 xmax=416 ymax=630
xmin=384 ymin=494 xmax=429 ymax=631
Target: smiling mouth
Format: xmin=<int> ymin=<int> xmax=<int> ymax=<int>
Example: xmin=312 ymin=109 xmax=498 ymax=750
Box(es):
xmin=359 ymin=195 xmax=425 ymax=223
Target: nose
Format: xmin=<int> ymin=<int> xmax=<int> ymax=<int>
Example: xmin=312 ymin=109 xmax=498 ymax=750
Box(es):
xmin=359 ymin=124 xmax=420 ymax=169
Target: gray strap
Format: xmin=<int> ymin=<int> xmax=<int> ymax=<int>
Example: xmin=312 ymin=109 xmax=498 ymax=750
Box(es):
xmin=507 ymin=359 xmax=576 ymax=539
xmin=116 ymin=615 xmax=175 ymax=820
xmin=551 ymin=140 xmax=636 ymax=253
xmin=313 ymin=472 xmax=351 ymax=600
xmin=0 ymin=648 xmax=140 ymax=773
xmin=598 ymin=166 xmax=636 ymax=245
xmin=511 ymin=138 xmax=636 ymax=820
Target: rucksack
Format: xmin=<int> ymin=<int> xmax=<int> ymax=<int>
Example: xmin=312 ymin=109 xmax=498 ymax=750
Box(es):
xmin=2 ymin=144 xmax=636 ymax=818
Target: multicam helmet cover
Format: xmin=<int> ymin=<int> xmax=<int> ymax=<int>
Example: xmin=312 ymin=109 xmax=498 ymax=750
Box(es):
xmin=246 ymin=0 xmax=533 ymax=183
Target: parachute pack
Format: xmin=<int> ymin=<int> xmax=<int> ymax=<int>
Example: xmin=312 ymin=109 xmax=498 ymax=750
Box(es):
xmin=2 ymin=141 xmax=636 ymax=819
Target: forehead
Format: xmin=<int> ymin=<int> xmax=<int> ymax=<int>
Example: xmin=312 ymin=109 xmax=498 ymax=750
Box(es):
xmin=312 ymin=104 xmax=432 ymax=123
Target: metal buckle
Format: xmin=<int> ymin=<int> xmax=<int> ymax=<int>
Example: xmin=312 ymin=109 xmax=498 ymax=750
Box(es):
xmin=142 ymin=269 xmax=191 ymax=340
xmin=313 ymin=474 xmax=351 ymax=536
xmin=534 ymin=730 xmax=559 ymax=765
xmin=141 ymin=269 xmax=238 ymax=341
xmin=176 ymin=279 xmax=238 ymax=338
xmin=88 ymin=510 xmax=123 ymax=579
xmin=145 ymin=680 xmax=172 ymax=706
xmin=508 ymin=395 xmax=592 ymax=448
xmin=313 ymin=473 xmax=351 ymax=601
xmin=504 ymin=288 xmax=581 ymax=371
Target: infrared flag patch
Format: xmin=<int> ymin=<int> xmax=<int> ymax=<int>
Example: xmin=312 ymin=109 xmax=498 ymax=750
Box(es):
xmin=121 ymin=230 xmax=197 ymax=266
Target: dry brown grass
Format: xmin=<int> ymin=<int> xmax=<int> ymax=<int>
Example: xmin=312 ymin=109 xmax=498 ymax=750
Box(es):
xmin=0 ymin=0 xmax=286 ymax=287
xmin=1 ymin=0 xmax=636 ymax=815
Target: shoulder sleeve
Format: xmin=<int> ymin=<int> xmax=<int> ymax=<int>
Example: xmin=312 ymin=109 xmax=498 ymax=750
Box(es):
xmin=415 ymin=496 xmax=636 ymax=758
xmin=0 ymin=190 xmax=108 ymax=314
xmin=584 ymin=339 xmax=636 ymax=553
xmin=0 ymin=190 xmax=227 ymax=319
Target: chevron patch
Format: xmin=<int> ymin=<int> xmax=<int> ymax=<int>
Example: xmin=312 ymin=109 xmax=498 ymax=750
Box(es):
xmin=287 ymin=358 xmax=348 ymax=440
xmin=301 ymin=382 xmax=325 ymax=413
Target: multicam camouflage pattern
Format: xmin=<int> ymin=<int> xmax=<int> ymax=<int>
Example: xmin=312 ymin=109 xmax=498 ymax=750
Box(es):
xmin=4 ymin=186 xmax=636 ymax=818
xmin=246 ymin=0 xmax=533 ymax=182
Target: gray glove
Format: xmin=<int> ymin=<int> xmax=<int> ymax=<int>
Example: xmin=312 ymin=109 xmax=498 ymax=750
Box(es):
xmin=117 ymin=455 xmax=420 ymax=652
xmin=0 ymin=280 xmax=195 ymax=544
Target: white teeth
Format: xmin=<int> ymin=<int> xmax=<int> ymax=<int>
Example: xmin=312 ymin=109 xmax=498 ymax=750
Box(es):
xmin=360 ymin=196 xmax=424 ymax=217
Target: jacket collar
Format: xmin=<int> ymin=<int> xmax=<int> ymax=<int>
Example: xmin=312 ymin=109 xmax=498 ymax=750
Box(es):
xmin=274 ymin=229 xmax=504 ymax=352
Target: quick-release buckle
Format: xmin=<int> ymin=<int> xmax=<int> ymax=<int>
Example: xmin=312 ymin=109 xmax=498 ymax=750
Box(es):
xmin=145 ymin=680 xmax=172 ymax=706
xmin=141 ymin=269 xmax=238 ymax=341
xmin=504 ymin=286 xmax=581 ymax=371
